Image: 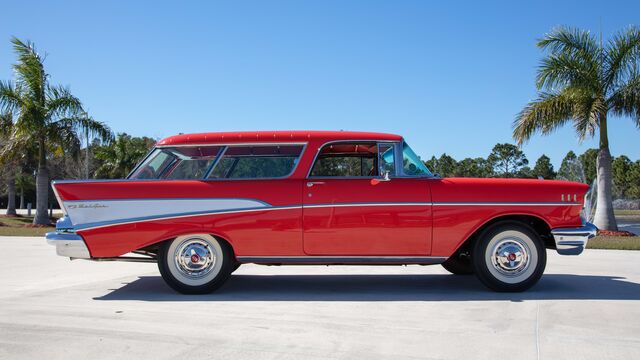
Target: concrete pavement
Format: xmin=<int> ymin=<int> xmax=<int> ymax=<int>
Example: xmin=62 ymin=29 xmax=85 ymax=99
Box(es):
xmin=0 ymin=236 xmax=639 ymax=359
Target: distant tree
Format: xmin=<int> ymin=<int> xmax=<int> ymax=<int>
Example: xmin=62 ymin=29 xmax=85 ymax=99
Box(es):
xmin=0 ymin=112 xmax=16 ymax=215
xmin=454 ymin=157 xmax=493 ymax=177
xmin=517 ymin=166 xmax=534 ymax=178
xmin=425 ymin=154 xmax=457 ymax=177
xmin=557 ymin=151 xmax=585 ymax=182
xmin=627 ymin=161 xmax=640 ymax=199
xmin=487 ymin=143 xmax=528 ymax=177
xmin=532 ymin=154 xmax=556 ymax=179
xmin=578 ymin=149 xmax=598 ymax=185
xmin=612 ymin=155 xmax=633 ymax=198
xmin=15 ymin=172 xmax=34 ymax=209
xmin=94 ymin=133 xmax=155 ymax=179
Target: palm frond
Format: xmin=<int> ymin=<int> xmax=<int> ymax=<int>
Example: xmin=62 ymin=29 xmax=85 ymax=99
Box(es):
xmin=573 ymin=96 xmax=606 ymax=140
xmin=609 ymin=74 xmax=640 ymax=127
xmin=536 ymin=52 xmax=599 ymax=91
xmin=0 ymin=80 xmax=24 ymax=113
xmin=46 ymin=85 xmax=83 ymax=118
xmin=52 ymin=115 xmax=114 ymax=144
xmin=513 ymin=90 xmax=576 ymax=145
xmin=537 ymin=26 xmax=599 ymax=61
xmin=605 ymin=26 xmax=640 ymax=91
xmin=10 ymin=37 xmax=46 ymax=104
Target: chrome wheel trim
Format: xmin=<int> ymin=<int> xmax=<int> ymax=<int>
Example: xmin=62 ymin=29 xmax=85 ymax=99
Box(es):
xmin=167 ymin=234 xmax=224 ymax=286
xmin=484 ymin=230 xmax=538 ymax=284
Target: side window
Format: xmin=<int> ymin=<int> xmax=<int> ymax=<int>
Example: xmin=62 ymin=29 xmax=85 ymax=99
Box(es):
xmin=160 ymin=146 xmax=222 ymax=180
xmin=401 ymin=141 xmax=432 ymax=176
xmin=378 ymin=143 xmax=396 ymax=176
xmin=208 ymin=145 xmax=303 ymax=179
xmin=310 ymin=142 xmax=385 ymax=177
xmin=129 ymin=147 xmax=222 ymax=180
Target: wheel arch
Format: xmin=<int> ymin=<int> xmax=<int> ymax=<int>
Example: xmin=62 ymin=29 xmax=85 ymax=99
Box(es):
xmin=450 ymin=214 xmax=554 ymax=257
xmin=137 ymin=231 xmax=238 ymax=260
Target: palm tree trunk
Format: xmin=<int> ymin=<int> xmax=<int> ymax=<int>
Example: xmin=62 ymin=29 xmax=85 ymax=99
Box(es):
xmin=5 ymin=171 xmax=17 ymax=216
xmin=593 ymin=114 xmax=618 ymax=231
xmin=19 ymin=186 xmax=24 ymax=209
xmin=33 ymin=138 xmax=50 ymax=225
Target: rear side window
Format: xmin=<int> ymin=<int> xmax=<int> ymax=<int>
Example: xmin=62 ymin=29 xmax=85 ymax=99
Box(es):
xmin=129 ymin=146 xmax=222 ymax=180
xmin=208 ymin=145 xmax=304 ymax=179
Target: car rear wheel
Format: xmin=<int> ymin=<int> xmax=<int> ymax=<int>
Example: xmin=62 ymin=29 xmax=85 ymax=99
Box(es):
xmin=472 ymin=222 xmax=546 ymax=292
xmin=441 ymin=254 xmax=473 ymax=275
xmin=158 ymin=234 xmax=235 ymax=294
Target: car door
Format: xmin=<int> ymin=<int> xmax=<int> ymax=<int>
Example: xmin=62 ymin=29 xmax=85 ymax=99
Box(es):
xmin=302 ymin=141 xmax=432 ymax=256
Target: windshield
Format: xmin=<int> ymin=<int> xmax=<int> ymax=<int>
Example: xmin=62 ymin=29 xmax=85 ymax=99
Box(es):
xmin=402 ymin=141 xmax=432 ymax=176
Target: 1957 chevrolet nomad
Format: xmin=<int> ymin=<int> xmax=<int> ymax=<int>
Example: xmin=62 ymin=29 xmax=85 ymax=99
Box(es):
xmin=46 ymin=131 xmax=596 ymax=294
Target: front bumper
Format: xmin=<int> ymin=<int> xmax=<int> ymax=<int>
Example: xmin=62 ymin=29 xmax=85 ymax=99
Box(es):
xmin=46 ymin=216 xmax=91 ymax=259
xmin=551 ymin=222 xmax=597 ymax=255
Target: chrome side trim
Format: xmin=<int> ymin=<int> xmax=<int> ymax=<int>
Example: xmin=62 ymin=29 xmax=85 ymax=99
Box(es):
xmin=237 ymin=256 xmax=447 ymax=264
xmin=304 ymin=202 xmax=431 ymax=208
xmin=45 ymin=232 xmax=91 ymax=259
xmin=156 ymin=142 xmax=309 ymax=148
xmin=432 ymin=202 xmax=582 ymax=206
xmin=551 ymin=222 xmax=597 ymax=255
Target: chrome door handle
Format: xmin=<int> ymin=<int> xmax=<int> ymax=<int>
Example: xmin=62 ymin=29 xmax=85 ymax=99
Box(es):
xmin=306 ymin=181 xmax=325 ymax=187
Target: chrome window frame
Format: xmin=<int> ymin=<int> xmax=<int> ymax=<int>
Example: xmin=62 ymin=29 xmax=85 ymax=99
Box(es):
xmin=125 ymin=142 xmax=307 ymax=181
xmin=307 ymin=140 xmax=389 ymax=179
xmin=203 ymin=143 xmax=307 ymax=181
xmin=306 ymin=139 xmax=434 ymax=179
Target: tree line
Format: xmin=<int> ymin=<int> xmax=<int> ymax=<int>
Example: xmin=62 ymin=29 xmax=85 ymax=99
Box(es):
xmin=424 ymin=143 xmax=640 ymax=199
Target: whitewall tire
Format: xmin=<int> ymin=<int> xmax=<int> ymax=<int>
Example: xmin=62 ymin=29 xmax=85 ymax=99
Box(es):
xmin=158 ymin=234 xmax=235 ymax=294
xmin=472 ymin=222 xmax=546 ymax=292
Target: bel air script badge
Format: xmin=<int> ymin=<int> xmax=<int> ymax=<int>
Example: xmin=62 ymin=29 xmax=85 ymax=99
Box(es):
xmin=67 ymin=203 xmax=108 ymax=210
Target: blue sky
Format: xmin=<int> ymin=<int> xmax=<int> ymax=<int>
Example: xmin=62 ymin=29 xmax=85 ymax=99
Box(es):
xmin=1 ymin=0 xmax=639 ymax=167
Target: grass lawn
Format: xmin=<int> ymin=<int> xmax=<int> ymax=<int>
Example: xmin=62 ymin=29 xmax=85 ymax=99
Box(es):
xmin=614 ymin=209 xmax=640 ymax=223
xmin=0 ymin=216 xmax=55 ymax=236
xmin=587 ymin=236 xmax=640 ymax=250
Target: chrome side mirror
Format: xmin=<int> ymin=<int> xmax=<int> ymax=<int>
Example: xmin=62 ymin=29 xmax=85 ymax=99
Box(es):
xmin=370 ymin=170 xmax=391 ymax=186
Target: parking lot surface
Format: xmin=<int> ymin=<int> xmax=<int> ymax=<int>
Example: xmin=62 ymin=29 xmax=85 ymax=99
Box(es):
xmin=1 ymin=236 xmax=639 ymax=359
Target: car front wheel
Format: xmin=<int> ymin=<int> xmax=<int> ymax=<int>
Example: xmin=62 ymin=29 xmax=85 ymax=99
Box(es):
xmin=158 ymin=234 xmax=235 ymax=294
xmin=472 ymin=222 xmax=546 ymax=292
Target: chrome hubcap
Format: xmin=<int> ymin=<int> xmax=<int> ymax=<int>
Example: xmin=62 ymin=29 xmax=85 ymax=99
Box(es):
xmin=490 ymin=238 xmax=530 ymax=277
xmin=174 ymin=239 xmax=216 ymax=279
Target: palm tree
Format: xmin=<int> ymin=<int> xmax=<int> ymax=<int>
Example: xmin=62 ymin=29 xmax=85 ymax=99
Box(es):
xmin=0 ymin=112 xmax=17 ymax=216
xmin=514 ymin=26 xmax=640 ymax=231
xmin=95 ymin=133 xmax=154 ymax=179
xmin=0 ymin=38 xmax=112 ymax=225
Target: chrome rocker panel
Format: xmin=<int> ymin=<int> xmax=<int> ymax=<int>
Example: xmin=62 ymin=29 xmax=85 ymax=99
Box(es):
xmin=551 ymin=222 xmax=597 ymax=255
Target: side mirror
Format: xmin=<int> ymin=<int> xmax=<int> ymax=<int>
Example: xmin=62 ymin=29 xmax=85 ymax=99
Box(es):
xmin=370 ymin=170 xmax=391 ymax=186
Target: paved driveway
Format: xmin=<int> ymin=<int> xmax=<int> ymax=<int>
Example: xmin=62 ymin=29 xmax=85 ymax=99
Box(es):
xmin=1 ymin=237 xmax=639 ymax=359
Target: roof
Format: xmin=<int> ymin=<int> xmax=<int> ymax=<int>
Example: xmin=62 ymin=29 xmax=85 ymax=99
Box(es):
xmin=157 ymin=130 xmax=403 ymax=146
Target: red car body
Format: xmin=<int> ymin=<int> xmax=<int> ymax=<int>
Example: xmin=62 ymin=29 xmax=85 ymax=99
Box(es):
xmin=46 ymin=131 xmax=595 ymax=292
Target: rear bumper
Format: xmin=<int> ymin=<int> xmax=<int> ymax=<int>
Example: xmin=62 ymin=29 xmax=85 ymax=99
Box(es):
xmin=551 ymin=222 xmax=597 ymax=255
xmin=45 ymin=231 xmax=91 ymax=259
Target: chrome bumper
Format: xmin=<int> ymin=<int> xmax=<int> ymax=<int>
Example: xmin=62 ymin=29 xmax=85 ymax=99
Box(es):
xmin=551 ymin=222 xmax=597 ymax=255
xmin=46 ymin=216 xmax=91 ymax=259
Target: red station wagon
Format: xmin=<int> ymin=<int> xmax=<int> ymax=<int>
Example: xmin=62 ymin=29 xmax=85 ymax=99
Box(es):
xmin=46 ymin=131 xmax=596 ymax=294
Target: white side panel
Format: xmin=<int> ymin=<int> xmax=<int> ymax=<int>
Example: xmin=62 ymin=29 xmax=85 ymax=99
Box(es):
xmin=65 ymin=198 xmax=269 ymax=230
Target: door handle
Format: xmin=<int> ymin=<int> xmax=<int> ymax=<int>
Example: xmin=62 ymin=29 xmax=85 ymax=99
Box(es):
xmin=306 ymin=181 xmax=325 ymax=187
